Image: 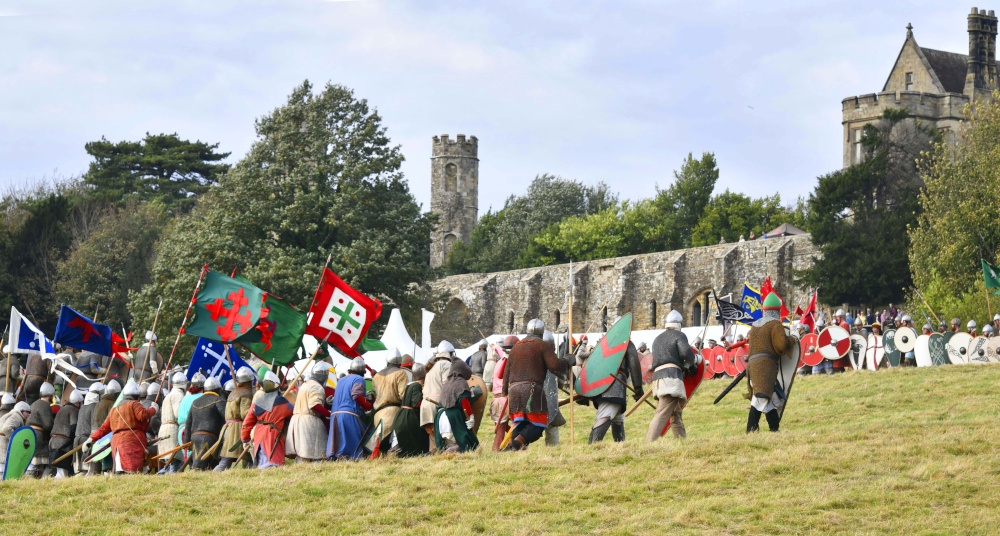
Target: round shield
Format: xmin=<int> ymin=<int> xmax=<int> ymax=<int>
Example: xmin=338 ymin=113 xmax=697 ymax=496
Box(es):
xmin=710 ymin=346 xmax=727 ymax=375
xmin=968 ymin=336 xmax=989 ymax=364
xmin=800 ymin=333 xmax=822 ymax=367
xmin=914 ymin=334 xmax=932 ymax=367
xmin=946 ymin=332 xmax=973 ymax=365
xmin=894 ymin=326 xmax=917 ymax=353
xmin=986 ymin=337 xmax=1000 ymax=363
xmin=818 ymin=326 xmax=851 ymax=360
xmin=701 ymin=348 xmax=715 ymax=380
xmin=866 ymin=334 xmax=884 ymax=370
xmin=849 ymin=334 xmax=867 ymax=370
xmin=732 ymin=345 xmax=748 ymax=374
xmin=883 ymin=330 xmax=900 ymax=367
xmin=928 ymin=333 xmax=949 ymax=365
xmin=722 ymin=348 xmax=738 ymax=377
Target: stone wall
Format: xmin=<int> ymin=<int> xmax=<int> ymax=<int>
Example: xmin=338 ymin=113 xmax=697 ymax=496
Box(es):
xmin=431 ymin=234 xmax=819 ymax=337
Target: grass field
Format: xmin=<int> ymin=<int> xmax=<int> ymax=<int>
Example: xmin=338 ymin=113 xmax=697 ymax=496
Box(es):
xmin=4 ymin=365 xmax=1000 ymax=535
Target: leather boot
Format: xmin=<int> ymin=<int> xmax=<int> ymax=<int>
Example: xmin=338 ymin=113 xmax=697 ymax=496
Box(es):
xmin=611 ymin=422 xmax=626 ymax=443
xmin=588 ymin=421 xmax=612 ymax=444
xmin=746 ymin=407 xmax=762 ymax=433
xmin=765 ymin=409 xmax=781 ymax=432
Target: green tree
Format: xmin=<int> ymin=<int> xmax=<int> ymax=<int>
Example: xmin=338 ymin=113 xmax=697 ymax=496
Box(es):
xmin=83 ymin=133 xmax=230 ymax=214
xmin=129 ymin=81 xmax=435 ymax=357
xmin=800 ymin=108 xmax=936 ymax=306
xmin=910 ymin=92 xmax=1000 ymax=323
xmin=650 ymin=152 xmax=719 ymax=250
xmin=690 ymin=191 xmax=794 ymax=246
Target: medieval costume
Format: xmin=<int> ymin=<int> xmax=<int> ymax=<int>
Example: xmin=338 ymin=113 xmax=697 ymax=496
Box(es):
xmin=372 ymin=352 xmax=408 ymax=453
xmin=489 ymin=337 xmax=515 ymax=452
xmin=177 ymin=373 xmax=206 ymax=451
xmin=142 ymin=383 xmax=161 ymax=447
xmin=74 ymin=352 xmax=104 ymax=392
xmin=74 ymin=385 xmax=100 ymax=474
xmin=420 ymin=350 xmax=452 ymax=434
xmin=48 ymin=390 xmax=82 ymax=477
xmin=287 ymin=363 xmax=331 ymax=462
xmin=156 ymin=373 xmax=187 ymax=473
xmin=503 ymin=321 xmax=569 ymax=451
xmin=745 ymin=292 xmax=794 ymax=433
xmin=241 ymin=371 xmax=293 ymax=469
xmin=0 ymin=393 xmax=14 ymax=421
xmin=91 ymin=381 xmax=121 ymax=474
xmin=25 ymin=383 xmax=55 ymax=477
xmin=583 ymin=341 xmax=644 ymax=444
xmin=214 ymin=367 xmax=254 ymax=471
xmin=133 ymin=342 xmax=163 ymax=385
xmin=0 ymin=354 xmax=22 ymax=395
xmin=327 ymin=359 xmax=371 ymax=459
xmin=390 ymin=363 xmax=428 ymax=457
xmin=185 ymin=378 xmax=227 ymax=471
xmin=646 ymin=311 xmax=698 ymax=442
xmin=23 ymin=353 xmax=49 ymax=405
xmin=0 ymin=402 xmax=30 ymax=476
xmin=466 ymin=372 xmax=487 ymax=436
xmin=434 ymin=360 xmax=479 ymax=453
xmin=88 ymin=383 xmax=156 ymax=474
xmin=468 ymin=342 xmax=488 ymax=378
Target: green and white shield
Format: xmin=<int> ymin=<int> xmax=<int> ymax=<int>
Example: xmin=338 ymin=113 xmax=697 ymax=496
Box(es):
xmin=574 ymin=313 xmax=632 ymax=398
xmin=3 ymin=426 xmax=36 ymax=481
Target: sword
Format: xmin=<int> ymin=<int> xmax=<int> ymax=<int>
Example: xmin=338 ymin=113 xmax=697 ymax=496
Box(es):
xmin=713 ymin=370 xmax=747 ymax=404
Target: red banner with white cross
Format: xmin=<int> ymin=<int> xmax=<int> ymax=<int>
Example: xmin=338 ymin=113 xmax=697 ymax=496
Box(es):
xmin=305 ymin=268 xmax=382 ymax=357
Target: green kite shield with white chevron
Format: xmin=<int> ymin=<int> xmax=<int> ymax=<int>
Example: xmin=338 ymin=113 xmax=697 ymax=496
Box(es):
xmin=574 ymin=313 xmax=632 ymax=398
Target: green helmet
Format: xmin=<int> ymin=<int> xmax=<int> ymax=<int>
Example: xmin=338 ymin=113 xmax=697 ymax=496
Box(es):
xmin=762 ymin=292 xmax=783 ymax=311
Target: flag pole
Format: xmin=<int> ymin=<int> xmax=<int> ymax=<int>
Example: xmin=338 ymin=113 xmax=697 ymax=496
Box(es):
xmin=281 ymin=254 xmax=334 ymax=397
xmin=137 ymin=300 xmax=164 ymax=385
xmin=568 ymin=260 xmax=575 ymax=446
xmin=156 ymin=264 xmax=210 ymax=402
xmin=912 ymin=287 xmax=941 ymax=326
xmin=1 ymin=324 xmax=10 ymax=393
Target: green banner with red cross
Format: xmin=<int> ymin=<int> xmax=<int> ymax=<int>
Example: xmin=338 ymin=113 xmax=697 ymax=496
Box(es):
xmin=574 ymin=312 xmax=632 ymax=398
xmin=186 ymin=270 xmax=267 ymax=343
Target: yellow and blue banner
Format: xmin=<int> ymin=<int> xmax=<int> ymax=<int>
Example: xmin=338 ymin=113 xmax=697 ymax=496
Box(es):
xmin=740 ymin=283 xmax=762 ymax=322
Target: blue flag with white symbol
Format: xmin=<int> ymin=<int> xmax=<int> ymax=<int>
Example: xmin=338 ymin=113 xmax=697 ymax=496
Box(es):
xmin=740 ymin=283 xmax=763 ymax=323
xmin=8 ymin=306 xmax=55 ymax=356
xmin=186 ymin=338 xmax=251 ymax=386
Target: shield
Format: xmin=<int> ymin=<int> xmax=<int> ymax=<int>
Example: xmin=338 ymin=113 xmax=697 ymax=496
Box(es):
xmin=818 ymin=326 xmax=851 ymax=360
xmin=894 ymin=327 xmax=917 ymax=353
xmin=83 ymin=433 xmax=114 ymax=463
xmin=914 ymin=335 xmax=932 ymax=367
xmin=700 ymin=349 xmax=714 ymax=380
xmin=800 ymin=333 xmax=822 ymax=367
xmin=986 ymin=337 xmax=1000 ymax=363
xmin=544 ymin=372 xmax=560 ymax=426
xmin=732 ymin=345 xmax=748 ymax=374
xmin=928 ymin=333 xmax=949 ymax=365
xmin=639 ymin=350 xmax=653 ymax=384
xmin=575 ymin=313 xmax=632 ymax=397
xmin=968 ymin=336 xmax=989 ymax=364
xmin=776 ymin=328 xmax=800 ymax=420
xmin=710 ymin=346 xmax=726 ymax=375
xmin=865 ymin=334 xmax=884 ymax=370
xmin=2 ymin=426 xmax=36 ymax=481
xmin=849 ymin=334 xmax=867 ymax=370
xmin=722 ymin=348 xmax=739 ymax=377
xmin=946 ymin=332 xmax=972 ymax=365
xmin=943 ymin=331 xmax=956 ymax=345
xmin=883 ymin=330 xmax=900 ymax=367
xmin=660 ymin=359 xmax=705 ymax=437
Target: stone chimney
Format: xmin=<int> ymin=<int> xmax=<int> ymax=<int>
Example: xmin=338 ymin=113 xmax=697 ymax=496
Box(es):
xmin=965 ymin=7 xmax=999 ymax=96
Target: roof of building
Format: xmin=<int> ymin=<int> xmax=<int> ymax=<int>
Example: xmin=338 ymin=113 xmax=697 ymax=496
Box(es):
xmin=920 ymin=47 xmax=971 ymax=93
xmin=765 ymin=223 xmax=807 ymax=237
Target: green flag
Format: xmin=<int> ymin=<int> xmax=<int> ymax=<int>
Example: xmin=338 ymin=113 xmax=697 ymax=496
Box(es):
xmin=360 ymin=335 xmax=387 ymax=353
xmin=238 ymin=294 xmax=307 ymax=367
xmin=983 ymin=259 xmax=1000 ymax=294
xmin=187 ymin=270 xmax=267 ymax=343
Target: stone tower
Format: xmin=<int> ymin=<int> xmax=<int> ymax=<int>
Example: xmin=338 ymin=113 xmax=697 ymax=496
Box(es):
xmin=429 ymin=134 xmax=479 ymax=268
xmin=965 ymin=7 xmax=998 ymax=97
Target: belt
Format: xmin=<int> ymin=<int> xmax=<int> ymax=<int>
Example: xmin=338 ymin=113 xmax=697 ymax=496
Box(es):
xmin=51 ymin=433 xmax=69 ymax=440
xmin=225 ymin=419 xmax=242 ymax=424
xmin=193 ymin=431 xmax=217 ymax=437
xmin=511 ymin=381 xmax=541 ymax=387
xmin=654 ymin=364 xmax=680 ymax=372
xmin=332 ymin=410 xmax=360 ymax=418
xmin=257 ymin=420 xmax=280 ymax=431
xmin=161 ymin=420 xmax=177 ymax=426
xmin=374 ymin=403 xmax=400 ymax=412
xmin=401 ymin=406 xmax=416 ymax=411
xmin=27 ymin=374 xmax=46 ymax=379
xmin=747 ymin=353 xmax=778 ymax=362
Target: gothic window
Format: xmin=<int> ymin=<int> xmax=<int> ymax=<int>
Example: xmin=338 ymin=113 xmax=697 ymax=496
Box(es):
xmin=443 ymin=233 xmax=457 ymax=258
xmin=445 ymin=163 xmax=458 ymax=192
xmin=692 ymin=302 xmax=702 ymax=327
xmin=853 ymin=128 xmax=864 ymax=164
xmin=904 ymin=72 xmax=914 ymax=91
xmin=649 ymin=300 xmax=657 ymax=328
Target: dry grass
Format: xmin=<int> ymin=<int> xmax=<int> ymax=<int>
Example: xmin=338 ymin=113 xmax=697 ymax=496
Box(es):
xmin=4 ymin=365 xmax=1000 ymax=535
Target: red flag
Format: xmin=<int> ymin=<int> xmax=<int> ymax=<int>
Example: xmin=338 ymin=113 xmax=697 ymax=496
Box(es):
xmin=112 ymin=332 xmax=138 ymax=355
xmin=800 ymin=291 xmax=817 ymax=333
xmin=760 ymin=277 xmax=790 ymax=320
xmin=305 ymin=268 xmax=383 ymax=357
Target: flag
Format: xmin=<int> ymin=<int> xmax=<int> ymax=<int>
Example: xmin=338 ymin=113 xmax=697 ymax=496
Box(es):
xmin=112 ymin=332 xmax=138 ymax=355
xmin=714 ymin=291 xmax=754 ymax=330
xmin=799 ymin=291 xmax=817 ymax=333
xmin=238 ymin=294 xmax=307 ymax=367
xmin=187 ymin=338 xmax=252 ymax=386
xmin=740 ymin=283 xmax=763 ymax=322
xmin=983 ymin=259 xmax=1000 ymax=295
xmin=760 ymin=276 xmax=790 ymax=320
xmin=8 ymin=306 xmax=55 ymax=356
xmin=360 ymin=335 xmax=387 ymax=353
xmin=187 ymin=270 xmax=267 ymax=343
xmin=421 ymin=309 xmax=435 ymax=354
xmin=53 ymin=305 xmax=114 ymax=356
xmin=305 ymin=268 xmax=383 ymax=358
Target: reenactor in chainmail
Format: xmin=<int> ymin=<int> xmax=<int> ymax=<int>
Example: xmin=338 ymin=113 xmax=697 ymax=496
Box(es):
xmin=185 ymin=376 xmax=227 ymax=471
xmin=25 ymin=382 xmax=56 ymax=477
xmin=23 ymin=353 xmax=50 ymax=405
xmin=75 ymin=383 xmax=102 ymax=474
xmin=745 ymin=292 xmax=795 ymax=433
xmin=48 ymin=389 xmax=83 ymax=478
xmin=133 ymin=335 xmax=163 ymax=384
xmin=0 ymin=348 xmax=22 ymax=395
xmin=214 ymin=367 xmax=255 ymax=471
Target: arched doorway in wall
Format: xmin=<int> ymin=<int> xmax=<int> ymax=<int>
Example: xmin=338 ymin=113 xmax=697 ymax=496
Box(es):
xmin=692 ymin=301 xmax=702 ymax=327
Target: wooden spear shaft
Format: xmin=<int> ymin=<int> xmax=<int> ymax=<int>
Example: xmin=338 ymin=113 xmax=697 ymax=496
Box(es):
xmin=138 ymin=300 xmax=164 ymax=385
xmin=156 ymin=264 xmax=210 ymax=402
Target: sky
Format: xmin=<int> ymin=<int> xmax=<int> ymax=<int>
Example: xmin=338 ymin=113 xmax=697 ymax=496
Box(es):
xmin=0 ymin=1 xmax=975 ymax=213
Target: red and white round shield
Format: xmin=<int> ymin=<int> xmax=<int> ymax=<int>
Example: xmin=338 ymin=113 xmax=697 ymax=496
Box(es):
xmin=818 ymin=326 xmax=851 ymax=360
xmin=800 ymin=333 xmax=823 ymax=367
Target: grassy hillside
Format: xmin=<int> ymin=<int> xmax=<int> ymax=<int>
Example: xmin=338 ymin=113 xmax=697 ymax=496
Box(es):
xmin=4 ymin=365 xmax=1000 ymax=535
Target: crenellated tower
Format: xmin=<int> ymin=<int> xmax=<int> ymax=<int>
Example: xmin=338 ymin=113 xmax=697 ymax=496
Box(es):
xmin=430 ymin=134 xmax=479 ymax=268
xmin=965 ymin=7 xmax=999 ymax=97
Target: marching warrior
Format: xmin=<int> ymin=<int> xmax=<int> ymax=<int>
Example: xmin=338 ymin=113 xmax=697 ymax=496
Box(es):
xmin=23 ymin=353 xmax=50 ymax=405
xmin=490 ymin=336 xmax=515 ymax=452
xmin=584 ymin=339 xmax=644 ymax=444
xmin=483 ymin=346 xmax=498 ymax=393
xmin=76 ymin=383 xmax=102 ymax=474
xmin=434 ymin=359 xmax=479 ymax=453
xmin=646 ymin=310 xmax=699 ymax=442
xmin=469 ymin=341 xmax=488 ymax=379
xmin=84 ymin=381 xmax=157 ymax=474
xmin=214 ymin=367 xmax=255 ymax=471
xmin=287 ymin=362 xmax=332 ymax=463
xmin=25 ymin=382 xmax=55 ymax=477
xmin=745 ymin=292 xmax=795 ymax=433
xmin=186 ymin=377 xmax=227 ymax=470
xmin=157 ymin=372 xmax=187 ymax=473
xmin=542 ymin=330 xmax=567 ymax=447
xmin=49 ymin=389 xmax=83 ymax=478
xmin=421 ymin=342 xmax=456 ymax=453
xmin=143 ymin=383 xmax=161 ymax=448
xmin=0 ymin=402 xmax=31 ymax=476
xmin=391 ymin=363 xmax=429 ymax=457
xmin=241 ymin=370 xmax=293 ymax=469
xmin=177 ymin=372 xmax=205 ymax=458
xmin=372 ymin=350 xmax=408 ymax=455
xmin=502 ymin=319 xmax=570 ymax=451
xmin=327 ymin=358 xmax=371 ymax=459
xmin=134 ymin=334 xmax=162 ymax=384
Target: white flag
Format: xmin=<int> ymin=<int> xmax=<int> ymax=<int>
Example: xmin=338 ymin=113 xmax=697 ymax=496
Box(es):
xmin=421 ymin=309 xmax=435 ymax=353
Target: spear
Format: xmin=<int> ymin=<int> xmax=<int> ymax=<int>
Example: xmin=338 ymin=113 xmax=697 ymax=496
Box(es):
xmin=156 ymin=265 xmax=210 ymax=403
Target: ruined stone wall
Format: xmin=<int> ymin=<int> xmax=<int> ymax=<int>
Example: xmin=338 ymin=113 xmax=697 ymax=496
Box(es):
xmin=431 ymin=234 xmax=818 ymax=337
